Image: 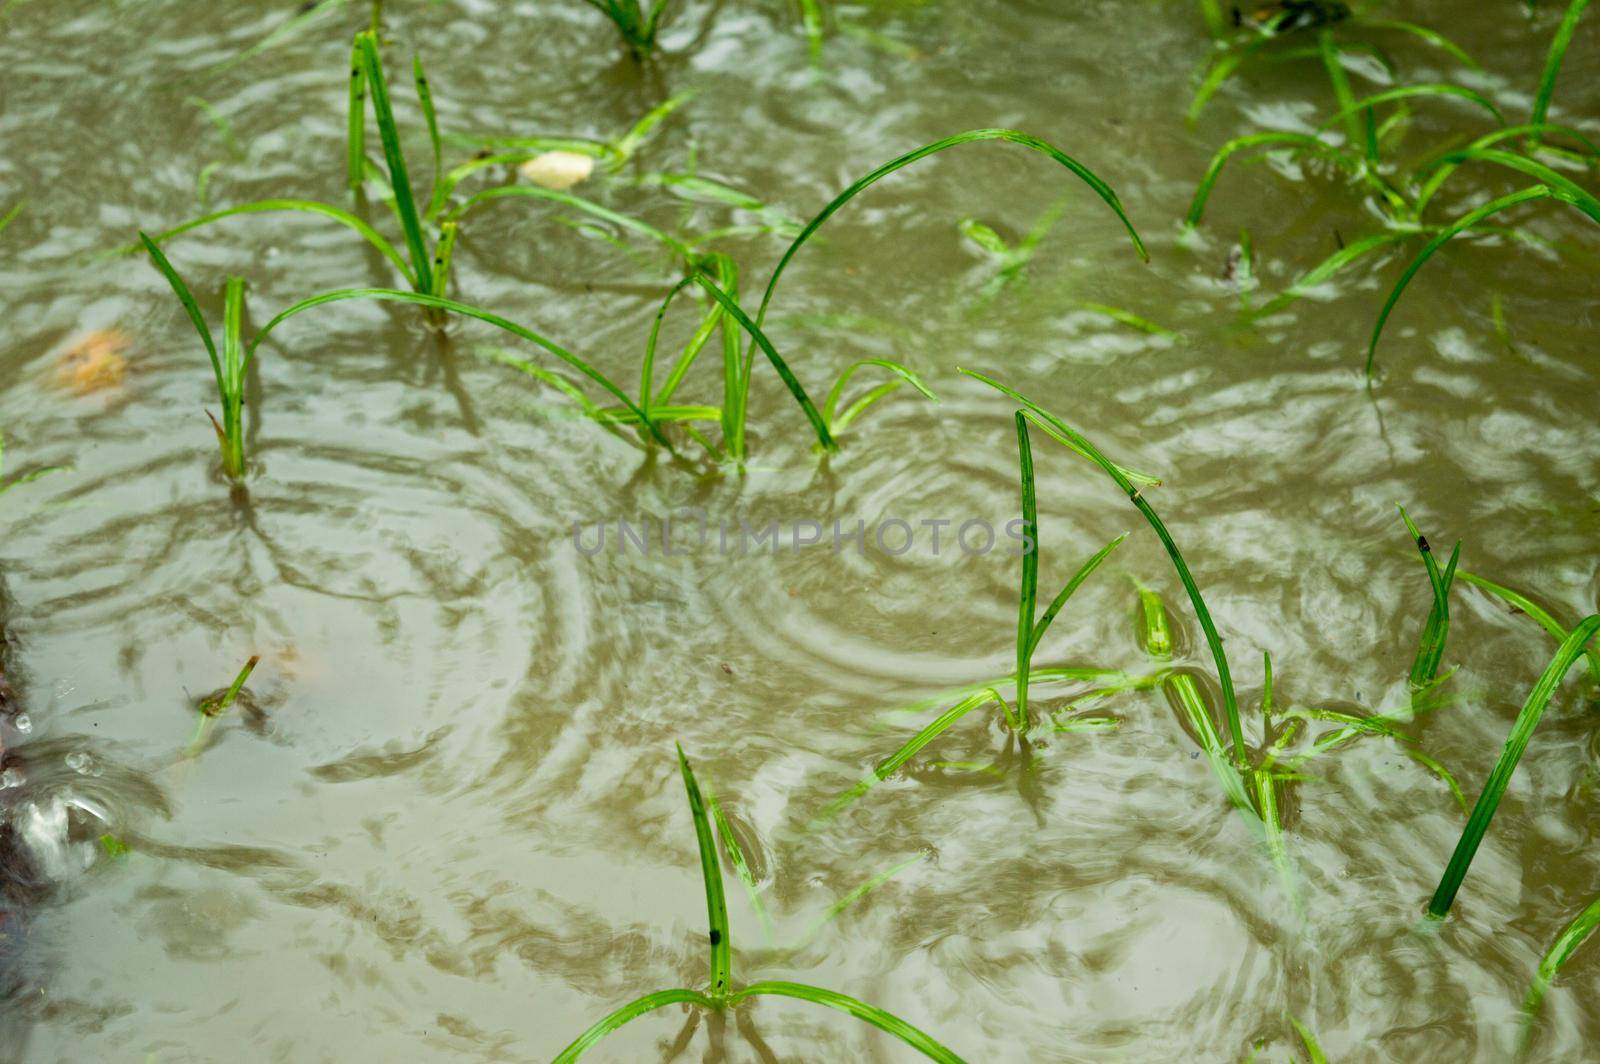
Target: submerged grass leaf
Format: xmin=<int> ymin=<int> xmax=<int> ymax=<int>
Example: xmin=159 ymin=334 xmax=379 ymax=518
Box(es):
xmin=677 ymin=745 xmax=732 ymax=997
xmin=1523 ymin=892 xmax=1600 ymax=1024
xmin=1458 ymin=569 xmax=1600 ymax=690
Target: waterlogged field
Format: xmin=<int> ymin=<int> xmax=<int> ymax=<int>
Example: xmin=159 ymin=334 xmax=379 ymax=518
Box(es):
xmin=0 ymin=0 xmax=1597 ymax=1060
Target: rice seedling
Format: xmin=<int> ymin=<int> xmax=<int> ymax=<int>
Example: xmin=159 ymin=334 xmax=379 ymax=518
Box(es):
xmin=140 ymin=234 xmax=251 ymax=479
xmin=0 ymin=428 xmax=70 ymax=499
xmin=581 ymin=0 xmax=675 ymax=57
xmin=1521 ymin=892 xmax=1600 ymax=1034
xmin=1186 ymin=0 xmax=1600 ymax=377
xmin=1427 ymin=615 xmax=1600 ymax=918
xmin=187 ymin=655 xmax=261 ymax=755
xmin=149 ymin=35 xmax=689 ymax=307
xmin=810 ymin=414 xmax=1136 ymax=823
xmin=551 ymin=745 xmax=964 ymax=1063
xmin=1396 ymin=504 xmax=1460 ymax=690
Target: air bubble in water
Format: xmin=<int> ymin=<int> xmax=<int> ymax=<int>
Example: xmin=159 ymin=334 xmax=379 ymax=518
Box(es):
xmin=0 ymin=767 xmax=22 ymax=789
xmin=13 ymin=713 xmax=31 ymax=733
xmin=66 ymin=751 xmax=93 ymax=774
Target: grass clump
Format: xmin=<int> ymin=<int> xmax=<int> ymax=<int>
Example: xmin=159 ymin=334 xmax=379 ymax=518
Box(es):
xmin=140 ymin=234 xmax=251 ymax=479
xmin=188 ymin=655 xmax=261 ymax=754
xmin=1185 ymin=0 xmax=1600 ymax=378
xmin=552 ymin=745 xmax=964 ymax=1063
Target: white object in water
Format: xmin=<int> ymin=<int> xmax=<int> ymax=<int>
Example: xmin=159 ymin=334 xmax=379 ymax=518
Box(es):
xmin=518 ymin=151 xmax=596 ymax=191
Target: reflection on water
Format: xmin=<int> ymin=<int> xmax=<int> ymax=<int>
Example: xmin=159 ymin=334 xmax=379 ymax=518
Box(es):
xmin=0 ymin=0 xmax=1597 ymax=1060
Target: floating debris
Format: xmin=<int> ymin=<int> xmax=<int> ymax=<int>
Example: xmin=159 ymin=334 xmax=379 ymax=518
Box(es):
xmin=518 ymin=150 xmax=596 ymax=191
xmin=56 ymin=328 xmax=130 ymax=394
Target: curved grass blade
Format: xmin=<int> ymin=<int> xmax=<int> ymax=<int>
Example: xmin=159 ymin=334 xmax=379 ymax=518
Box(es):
xmin=676 ymin=744 xmax=731 ymax=998
xmin=813 ymin=688 xmax=1006 ymax=825
xmin=730 ymin=981 xmax=966 ymax=1064
xmin=822 ymin=360 xmax=937 ymax=432
xmin=693 ymin=270 xmax=835 ymax=452
xmin=962 ymin=370 xmax=1244 ymax=763
xmin=753 ymin=129 xmax=1148 ymax=335
xmin=0 ymin=200 xmax=22 ymax=238
xmin=1251 ymin=231 xmax=1414 ymax=318
xmin=962 ymin=372 xmax=1160 ymax=488
xmin=1317 ymin=84 xmax=1505 ymax=137
xmin=1288 ymin=1015 xmax=1328 ymax=1064
xmin=1458 ymin=569 xmax=1600 ymax=689
xmin=550 ymin=988 xmax=718 ymax=1064
xmin=1427 ymin=615 xmax=1600 ymax=918
xmin=1412 ymin=148 xmax=1600 ymax=225
xmin=1413 ymin=125 xmax=1600 ymax=216
xmin=1531 ymin=0 xmax=1592 ymax=144
xmin=445 ymin=184 xmax=692 ymax=261
xmin=1523 ymin=892 xmax=1600 ymax=1023
xmin=1367 ymin=185 xmax=1557 ymax=377
xmin=138 ymin=232 xmax=222 ymax=392
xmin=1357 ymin=19 xmax=1479 ymax=68
xmin=245 ymin=288 xmax=668 ymax=445
xmin=356 ymin=31 xmax=434 ymax=293
xmin=1186 ymin=132 xmax=1361 ymax=227
xmin=1169 ymin=669 xmax=1252 ymax=813
xmin=611 ymin=90 xmax=695 ymax=164
xmin=1190 ymin=37 xmax=1272 ymax=123
xmin=136 ymin=199 xmax=417 ymax=290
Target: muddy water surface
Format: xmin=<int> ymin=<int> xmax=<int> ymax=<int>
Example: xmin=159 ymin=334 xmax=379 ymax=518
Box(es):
xmin=0 ymin=1 xmax=1597 ymax=1061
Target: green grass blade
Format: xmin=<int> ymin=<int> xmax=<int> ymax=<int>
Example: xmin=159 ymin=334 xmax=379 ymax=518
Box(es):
xmin=960 ymin=372 xmax=1160 ymax=487
xmin=676 ymin=745 xmax=732 ymax=997
xmin=814 ymin=689 xmax=1005 ymax=824
xmin=1366 ymin=185 xmax=1556 ymax=377
xmin=1317 ymin=84 xmax=1506 ymax=138
xmin=138 ymin=232 xmax=225 ymax=401
xmin=822 ymin=360 xmax=937 ymax=431
xmin=550 ymin=988 xmax=717 ymax=1064
xmin=1524 ymin=893 xmax=1600 ymax=1021
xmin=245 ymin=288 xmax=668 ymax=446
xmin=641 ymin=276 xmax=697 ymax=415
xmin=1028 ymin=534 xmax=1128 ymax=659
xmin=1358 ymin=19 xmax=1480 ymax=68
xmin=693 ymin=270 xmax=835 ymax=452
xmin=412 ymin=54 xmax=442 ymax=202
xmin=221 ymin=276 xmax=246 ymax=478
xmin=611 ymin=90 xmax=695 ymax=163
xmin=1190 ymin=38 xmax=1270 ymax=123
xmin=963 ymin=372 xmax=1243 ymax=764
xmin=357 ymin=31 xmax=434 ymax=293
xmin=1413 ymin=125 xmax=1600 ymax=216
xmin=1531 ymin=0 xmax=1592 ymax=141
xmin=346 ymin=37 xmax=366 ymax=191
xmin=1251 ymin=231 xmax=1414 ymax=318
xmin=1397 ymin=504 xmax=1455 ymax=687
xmin=753 ymin=129 xmax=1148 ymax=336
xmin=1186 ymin=132 xmax=1360 ymax=227
xmin=1406 ymin=748 xmax=1469 ymax=814
xmin=0 ymin=200 xmax=22 ymax=238
xmin=1458 ymin=569 xmax=1600 ymax=690
xmin=1318 ymin=31 xmax=1370 ymax=158
xmin=1135 ymin=580 xmax=1174 ymax=660
xmin=1428 ymin=615 xmax=1600 ymax=918
xmin=1170 ymin=669 xmax=1253 ymax=813
xmin=730 ymin=981 xmax=966 ymax=1064
xmin=136 ymin=199 xmax=417 ymax=290
xmin=798 ymin=853 xmax=926 ymax=946
xmin=1015 ymin=412 xmax=1039 ymax=733
xmin=445 ymin=184 xmax=692 ymax=260
xmin=1288 ymin=1015 xmax=1328 ymax=1064
xmin=1413 ymin=148 xmax=1600 ymax=225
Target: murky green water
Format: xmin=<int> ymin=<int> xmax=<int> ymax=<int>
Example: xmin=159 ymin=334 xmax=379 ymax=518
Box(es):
xmin=1 ymin=1 xmax=1597 ymax=1060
